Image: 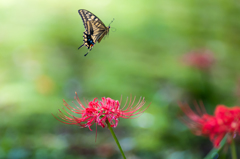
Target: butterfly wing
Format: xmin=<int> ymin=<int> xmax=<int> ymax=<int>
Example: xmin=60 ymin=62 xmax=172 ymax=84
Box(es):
xmin=79 ymin=9 xmax=106 ymax=28
xmin=82 ymin=21 xmax=94 ymax=48
xmin=78 ymin=9 xmax=110 ymax=56
xmin=90 ymin=20 xmax=110 ymax=43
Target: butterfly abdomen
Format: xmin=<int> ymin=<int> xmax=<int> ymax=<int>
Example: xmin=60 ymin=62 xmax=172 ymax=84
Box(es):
xmin=84 ymin=33 xmax=95 ymax=48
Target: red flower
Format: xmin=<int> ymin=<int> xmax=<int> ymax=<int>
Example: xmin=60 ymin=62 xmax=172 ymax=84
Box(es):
xmin=182 ymin=50 xmax=215 ymax=70
xmin=53 ymin=92 xmax=150 ymax=131
xmin=179 ymin=102 xmax=240 ymax=147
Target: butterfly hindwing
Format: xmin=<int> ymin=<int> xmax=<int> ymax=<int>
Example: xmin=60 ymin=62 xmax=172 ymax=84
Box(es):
xmin=78 ymin=9 xmax=111 ymax=56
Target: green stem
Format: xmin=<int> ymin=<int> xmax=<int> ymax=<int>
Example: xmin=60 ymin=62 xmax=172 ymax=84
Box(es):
xmin=203 ymin=134 xmax=227 ymax=159
xmin=106 ymin=120 xmax=126 ymax=159
xmin=230 ymin=139 xmax=237 ymax=159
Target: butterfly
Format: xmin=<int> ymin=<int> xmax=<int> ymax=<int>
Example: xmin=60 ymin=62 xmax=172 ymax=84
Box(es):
xmin=78 ymin=9 xmax=114 ymax=56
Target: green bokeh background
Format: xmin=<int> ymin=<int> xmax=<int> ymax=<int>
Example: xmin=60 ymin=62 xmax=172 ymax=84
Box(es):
xmin=1 ymin=0 xmax=240 ymax=158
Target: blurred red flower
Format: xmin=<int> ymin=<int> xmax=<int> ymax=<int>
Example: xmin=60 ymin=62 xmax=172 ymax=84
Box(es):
xmin=53 ymin=92 xmax=150 ymax=131
xmin=182 ymin=50 xmax=215 ymax=70
xmin=179 ymin=102 xmax=240 ymax=147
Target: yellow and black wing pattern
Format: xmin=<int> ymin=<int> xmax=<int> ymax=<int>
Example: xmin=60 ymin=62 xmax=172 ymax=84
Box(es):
xmin=78 ymin=9 xmax=111 ymax=56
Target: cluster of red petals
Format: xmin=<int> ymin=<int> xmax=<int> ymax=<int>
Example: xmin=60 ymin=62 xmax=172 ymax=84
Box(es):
xmin=53 ymin=92 xmax=150 ymax=131
xmin=179 ymin=102 xmax=240 ymax=147
xmin=182 ymin=50 xmax=215 ymax=70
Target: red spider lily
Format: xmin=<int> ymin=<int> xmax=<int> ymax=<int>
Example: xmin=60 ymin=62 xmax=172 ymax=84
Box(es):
xmin=182 ymin=50 xmax=215 ymax=70
xmin=213 ymin=105 xmax=240 ymax=134
xmin=179 ymin=102 xmax=240 ymax=147
xmin=53 ymin=92 xmax=150 ymax=132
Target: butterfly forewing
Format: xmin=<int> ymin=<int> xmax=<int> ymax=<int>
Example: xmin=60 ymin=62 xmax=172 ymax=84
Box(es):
xmin=80 ymin=10 xmax=107 ymax=28
xmin=86 ymin=21 xmax=94 ymax=38
xmin=78 ymin=10 xmax=94 ymax=30
xmin=78 ymin=9 xmax=111 ymax=56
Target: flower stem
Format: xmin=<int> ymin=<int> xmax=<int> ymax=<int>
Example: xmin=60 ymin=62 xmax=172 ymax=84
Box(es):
xmin=106 ymin=120 xmax=126 ymax=159
xmin=230 ymin=140 xmax=237 ymax=159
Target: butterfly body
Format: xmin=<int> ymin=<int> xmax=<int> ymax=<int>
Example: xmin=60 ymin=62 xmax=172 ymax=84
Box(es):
xmin=85 ymin=33 xmax=94 ymax=48
xmin=78 ymin=9 xmax=111 ymax=56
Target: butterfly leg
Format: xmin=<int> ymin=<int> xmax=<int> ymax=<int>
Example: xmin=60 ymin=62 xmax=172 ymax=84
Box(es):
xmin=84 ymin=50 xmax=89 ymax=56
xmin=78 ymin=43 xmax=84 ymax=49
xmin=84 ymin=47 xmax=93 ymax=56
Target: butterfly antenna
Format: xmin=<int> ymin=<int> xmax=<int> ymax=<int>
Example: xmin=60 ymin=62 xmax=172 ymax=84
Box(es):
xmin=108 ymin=18 xmax=115 ymax=26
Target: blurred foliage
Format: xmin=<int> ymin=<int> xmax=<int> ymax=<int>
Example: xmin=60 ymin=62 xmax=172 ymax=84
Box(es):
xmin=1 ymin=0 xmax=240 ymax=158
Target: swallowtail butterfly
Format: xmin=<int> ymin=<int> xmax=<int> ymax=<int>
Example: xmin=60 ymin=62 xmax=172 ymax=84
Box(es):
xmin=78 ymin=9 xmax=113 ymax=56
